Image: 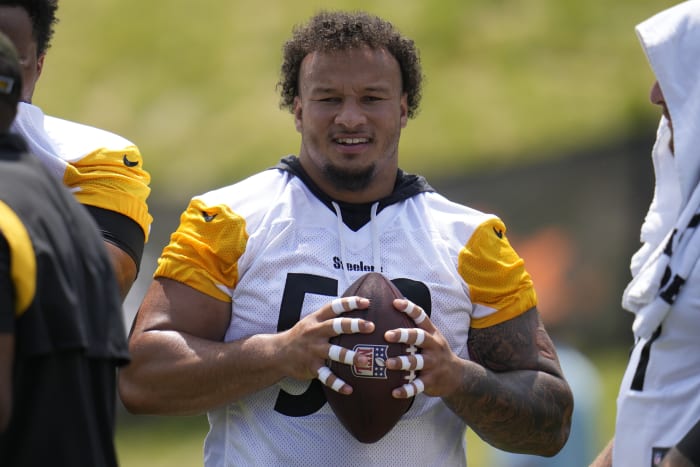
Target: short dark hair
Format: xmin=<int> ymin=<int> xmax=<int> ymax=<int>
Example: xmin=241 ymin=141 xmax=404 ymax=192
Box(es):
xmin=277 ymin=10 xmax=423 ymax=118
xmin=0 ymin=0 xmax=58 ymax=56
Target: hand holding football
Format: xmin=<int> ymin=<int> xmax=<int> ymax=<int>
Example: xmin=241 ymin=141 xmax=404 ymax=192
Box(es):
xmin=323 ymin=272 xmax=420 ymax=443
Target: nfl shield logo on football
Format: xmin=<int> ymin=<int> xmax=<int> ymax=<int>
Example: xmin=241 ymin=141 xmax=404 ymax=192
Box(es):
xmin=352 ymin=344 xmax=388 ymax=379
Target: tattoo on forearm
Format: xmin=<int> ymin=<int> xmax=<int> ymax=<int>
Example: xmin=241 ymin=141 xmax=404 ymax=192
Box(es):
xmin=446 ymin=309 xmax=572 ymax=455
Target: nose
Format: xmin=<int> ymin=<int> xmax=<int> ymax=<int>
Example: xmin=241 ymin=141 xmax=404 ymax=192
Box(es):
xmin=649 ymin=80 xmax=672 ymax=123
xmin=649 ymin=81 xmax=664 ymax=107
xmin=335 ymin=99 xmax=366 ymax=128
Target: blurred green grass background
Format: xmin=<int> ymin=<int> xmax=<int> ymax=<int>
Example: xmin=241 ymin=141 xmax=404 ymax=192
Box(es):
xmin=37 ymin=0 xmax=670 ymax=205
xmin=33 ymin=0 xmax=677 ymax=464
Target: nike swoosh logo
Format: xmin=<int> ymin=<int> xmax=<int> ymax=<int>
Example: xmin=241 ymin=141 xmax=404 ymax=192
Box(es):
xmin=202 ymin=212 xmax=217 ymax=222
xmin=493 ymin=227 xmax=503 ymax=239
xmin=123 ymin=155 xmax=139 ymax=167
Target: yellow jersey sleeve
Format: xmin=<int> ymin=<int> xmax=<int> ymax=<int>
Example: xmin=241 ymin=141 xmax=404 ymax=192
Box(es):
xmin=63 ymin=145 xmax=152 ymax=240
xmin=155 ymin=198 xmax=248 ymax=302
xmin=458 ymin=217 xmax=537 ymax=328
xmin=0 ymin=201 xmax=36 ymax=316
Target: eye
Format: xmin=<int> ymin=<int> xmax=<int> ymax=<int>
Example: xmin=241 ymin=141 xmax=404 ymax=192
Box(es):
xmin=315 ymin=96 xmax=341 ymax=103
xmin=363 ymin=95 xmax=384 ymax=103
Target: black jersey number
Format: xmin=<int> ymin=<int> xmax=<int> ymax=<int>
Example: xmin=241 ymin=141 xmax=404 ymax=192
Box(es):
xmin=273 ymin=273 xmax=431 ymax=417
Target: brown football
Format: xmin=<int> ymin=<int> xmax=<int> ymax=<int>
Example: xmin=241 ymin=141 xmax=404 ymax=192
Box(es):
xmin=323 ymin=272 xmax=419 ymax=443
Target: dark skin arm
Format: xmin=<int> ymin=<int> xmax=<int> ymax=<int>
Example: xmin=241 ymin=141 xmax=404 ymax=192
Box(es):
xmin=386 ymin=304 xmax=573 ymax=457
xmin=104 ymin=241 xmax=137 ymax=302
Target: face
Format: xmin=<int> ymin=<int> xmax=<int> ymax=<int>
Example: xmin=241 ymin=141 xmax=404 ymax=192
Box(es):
xmin=650 ymin=80 xmax=673 ymax=153
xmin=294 ymin=46 xmax=408 ymax=203
xmin=0 ymin=6 xmax=44 ymax=103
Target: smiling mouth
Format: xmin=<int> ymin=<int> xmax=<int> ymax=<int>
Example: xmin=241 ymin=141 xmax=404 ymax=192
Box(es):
xmin=335 ymin=137 xmax=370 ymax=145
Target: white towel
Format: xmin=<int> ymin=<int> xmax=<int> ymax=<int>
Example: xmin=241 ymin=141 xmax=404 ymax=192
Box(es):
xmin=622 ymin=174 xmax=700 ymax=340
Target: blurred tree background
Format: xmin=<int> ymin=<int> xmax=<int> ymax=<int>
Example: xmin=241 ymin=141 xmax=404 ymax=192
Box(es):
xmin=33 ymin=0 xmax=680 ymax=465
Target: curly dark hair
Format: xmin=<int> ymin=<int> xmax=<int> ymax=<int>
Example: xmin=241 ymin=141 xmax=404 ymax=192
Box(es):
xmin=0 ymin=0 xmax=59 ymax=56
xmin=278 ymin=10 xmax=423 ymax=119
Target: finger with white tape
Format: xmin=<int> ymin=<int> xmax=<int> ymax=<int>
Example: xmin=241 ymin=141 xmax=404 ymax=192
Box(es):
xmin=397 ymin=354 xmax=425 ymax=371
xmin=395 ymin=328 xmax=426 ymax=346
xmin=401 ymin=378 xmax=425 ymax=398
xmin=327 ymin=344 xmax=356 ymax=365
xmin=317 ymin=366 xmax=346 ymax=393
xmin=331 ymin=296 xmax=360 ymax=315
xmin=331 ymin=317 xmax=362 ymax=335
xmin=401 ymin=300 xmax=428 ymax=325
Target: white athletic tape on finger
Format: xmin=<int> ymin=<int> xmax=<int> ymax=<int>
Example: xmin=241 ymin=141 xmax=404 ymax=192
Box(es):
xmin=332 ymin=318 xmax=362 ymax=335
xmin=331 ymin=299 xmax=345 ymax=315
xmin=317 ymin=366 xmax=332 ymax=385
xmin=317 ymin=366 xmax=346 ymax=392
xmin=404 ymin=378 xmax=425 ymax=398
xmin=331 ymin=297 xmax=360 ymax=315
xmin=398 ymin=354 xmax=425 ymax=371
xmin=414 ymin=329 xmax=426 ymax=346
xmin=328 ymin=345 xmax=355 ymax=365
xmin=414 ymin=354 xmax=425 ymax=371
xmin=402 ymin=301 xmax=427 ymax=324
xmin=330 ymin=377 xmax=344 ymax=392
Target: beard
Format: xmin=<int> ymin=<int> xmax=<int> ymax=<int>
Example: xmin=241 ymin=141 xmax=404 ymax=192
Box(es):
xmin=322 ymin=161 xmax=376 ymax=192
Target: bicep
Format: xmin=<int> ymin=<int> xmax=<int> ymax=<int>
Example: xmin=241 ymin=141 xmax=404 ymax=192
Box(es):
xmin=130 ymin=277 xmax=231 ymax=342
xmin=104 ymin=241 xmax=137 ymax=301
xmin=468 ymin=307 xmax=564 ymax=377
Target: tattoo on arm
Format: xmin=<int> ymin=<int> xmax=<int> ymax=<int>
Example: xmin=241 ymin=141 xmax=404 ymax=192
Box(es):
xmin=445 ymin=308 xmax=573 ymax=456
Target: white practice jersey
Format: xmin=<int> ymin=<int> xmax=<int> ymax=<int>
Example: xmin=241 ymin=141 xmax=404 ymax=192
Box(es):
xmin=155 ymin=156 xmax=536 ymax=466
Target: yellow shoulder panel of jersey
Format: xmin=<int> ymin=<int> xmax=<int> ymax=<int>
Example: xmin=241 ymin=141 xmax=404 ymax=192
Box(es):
xmin=458 ymin=217 xmax=537 ymax=328
xmin=155 ymin=198 xmax=248 ymax=302
xmin=0 ymin=201 xmax=36 ymax=316
xmin=63 ymin=145 xmax=152 ymax=240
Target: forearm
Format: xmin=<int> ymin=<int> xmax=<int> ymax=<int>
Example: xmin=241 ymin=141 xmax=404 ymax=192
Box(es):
xmin=443 ymin=359 xmax=572 ymax=456
xmin=119 ymin=330 xmax=286 ymax=416
xmin=590 ymin=438 xmax=613 ymax=467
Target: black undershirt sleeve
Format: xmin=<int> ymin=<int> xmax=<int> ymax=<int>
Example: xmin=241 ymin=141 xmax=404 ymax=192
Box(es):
xmin=0 ymin=233 xmax=15 ymax=333
xmin=676 ymin=418 xmax=700 ymax=465
xmin=84 ymin=206 xmax=145 ymax=272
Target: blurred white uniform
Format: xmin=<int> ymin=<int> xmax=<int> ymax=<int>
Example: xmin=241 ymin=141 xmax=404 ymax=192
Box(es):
xmin=614 ymin=2 xmax=700 ymax=465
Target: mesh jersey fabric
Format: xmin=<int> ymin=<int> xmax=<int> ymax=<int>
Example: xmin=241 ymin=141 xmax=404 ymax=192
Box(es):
xmin=11 ymin=102 xmax=152 ymax=246
xmin=155 ymin=156 xmax=537 ymax=466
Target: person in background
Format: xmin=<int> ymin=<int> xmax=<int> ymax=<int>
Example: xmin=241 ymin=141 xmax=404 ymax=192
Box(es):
xmin=119 ymin=10 xmax=572 ymax=466
xmin=591 ymin=1 xmax=700 ymax=466
xmin=0 ymin=0 xmax=152 ymax=301
xmin=0 ymin=31 xmax=129 ymax=466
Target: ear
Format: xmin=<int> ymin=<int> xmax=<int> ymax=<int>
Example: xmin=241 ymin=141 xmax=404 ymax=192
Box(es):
xmin=399 ymin=93 xmax=408 ymax=128
xmin=293 ymin=96 xmax=303 ymax=133
xmin=36 ymin=53 xmax=45 ymax=79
